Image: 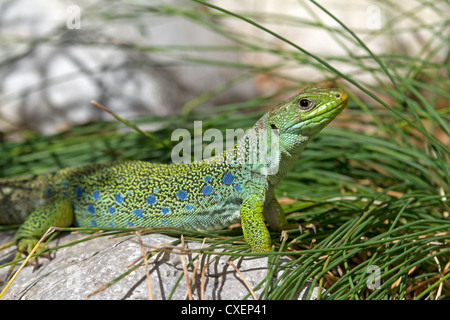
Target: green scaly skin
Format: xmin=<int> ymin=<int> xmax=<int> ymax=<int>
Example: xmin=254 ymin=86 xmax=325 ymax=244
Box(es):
xmin=0 ymin=87 xmax=347 ymax=254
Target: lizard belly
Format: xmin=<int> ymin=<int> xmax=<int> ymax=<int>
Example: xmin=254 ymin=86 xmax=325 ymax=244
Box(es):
xmin=176 ymin=197 xmax=242 ymax=231
xmin=72 ymin=193 xmax=242 ymax=231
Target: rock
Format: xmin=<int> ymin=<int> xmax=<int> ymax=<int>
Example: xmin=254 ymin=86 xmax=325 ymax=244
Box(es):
xmin=0 ymin=231 xmax=319 ymax=300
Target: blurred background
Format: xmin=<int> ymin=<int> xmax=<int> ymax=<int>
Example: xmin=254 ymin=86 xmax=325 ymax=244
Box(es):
xmin=0 ymin=0 xmax=447 ymax=137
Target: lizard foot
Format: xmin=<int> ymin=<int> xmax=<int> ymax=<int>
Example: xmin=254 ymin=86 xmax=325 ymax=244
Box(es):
xmin=15 ymin=237 xmax=49 ymax=262
xmin=4 ymin=238 xmax=49 ymax=276
xmin=298 ymin=222 xmax=317 ymax=234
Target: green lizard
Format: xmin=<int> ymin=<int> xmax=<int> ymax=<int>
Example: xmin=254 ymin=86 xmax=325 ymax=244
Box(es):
xmin=0 ymin=87 xmax=347 ymax=256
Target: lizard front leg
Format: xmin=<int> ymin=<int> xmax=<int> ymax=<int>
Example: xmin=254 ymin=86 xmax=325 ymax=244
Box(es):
xmin=240 ymin=192 xmax=272 ymax=253
xmin=264 ymin=195 xmax=298 ymax=231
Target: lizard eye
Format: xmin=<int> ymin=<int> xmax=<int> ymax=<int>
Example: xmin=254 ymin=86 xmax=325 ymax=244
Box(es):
xmin=298 ymin=99 xmax=313 ymax=110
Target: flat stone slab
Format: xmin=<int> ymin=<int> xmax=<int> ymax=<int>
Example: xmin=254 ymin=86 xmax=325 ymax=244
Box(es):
xmin=0 ymin=231 xmax=318 ymax=300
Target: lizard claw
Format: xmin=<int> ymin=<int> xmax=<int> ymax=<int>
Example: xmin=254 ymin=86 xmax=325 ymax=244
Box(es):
xmin=0 ymin=241 xmax=15 ymax=251
xmin=0 ymin=241 xmax=19 ymax=278
xmin=298 ymin=222 xmax=317 ymax=234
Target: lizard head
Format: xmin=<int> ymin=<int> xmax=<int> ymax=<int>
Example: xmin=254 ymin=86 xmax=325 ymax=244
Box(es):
xmin=268 ymin=86 xmax=348 ymax=140
xmin=230 ymin=86 xmax=348 ymax=180
xmin=243 ymin=86 xmax=348 ymax=180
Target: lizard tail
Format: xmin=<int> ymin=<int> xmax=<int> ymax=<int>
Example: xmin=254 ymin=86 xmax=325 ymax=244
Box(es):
xmin=0 ymin=175 xmax=48 ymax=225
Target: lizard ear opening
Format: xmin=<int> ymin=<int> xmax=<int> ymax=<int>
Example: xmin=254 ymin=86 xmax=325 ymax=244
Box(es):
xmin=270 ymin=123 xmax=279 ymax=137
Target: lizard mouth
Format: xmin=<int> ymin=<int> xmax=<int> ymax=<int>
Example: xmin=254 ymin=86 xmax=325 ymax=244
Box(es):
xmin=338 ymin=90 xmax=348 ymax=104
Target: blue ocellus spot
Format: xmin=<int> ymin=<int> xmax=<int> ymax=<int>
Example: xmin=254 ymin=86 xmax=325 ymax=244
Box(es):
xmin=146 ymin=195 xmax=157 ymax=205
xmin=127 ymin=221 xmax=135 ymax=227
xmin=186 ymin=203 xmax=195 ymax=211
xmin=204 ymin=175 xmax=213 ymax=183
xmin=222 ymin=172 xmax=235 ymax=185
xmin=133 ymin=208 xmax=145 ymax=218
xmin=87 ymin=204 xmax=96 ymax=214
xmin=161 ymin=207 xmax=170 ymax=215
xmin=91 ymin=219 xmax=97 ymax=227
xmin=46 ymin=188 xmax=53 ymax=196
xmin=234 ymin=184 xmax=243 ymax=192
xmin=201 ymin=185 xmax=213 ymax=196
xmin=115 ymin=193 xmax=124 ymax=204
xmin=108 ymin=222 xmax=115 ymax=228
xmin=176 ymin=190 xmax=189 ymax=201
xmin=76 ymin=186 xmax=83 ymax=198
xmin=93 ymin=190 xmax=101 ymax=201
xmin=108 ymin=206 xmax=116 ymax=214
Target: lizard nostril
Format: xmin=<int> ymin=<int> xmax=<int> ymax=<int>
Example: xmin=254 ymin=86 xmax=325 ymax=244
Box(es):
xmin=335 ymin=94 xmax=340 ymax=98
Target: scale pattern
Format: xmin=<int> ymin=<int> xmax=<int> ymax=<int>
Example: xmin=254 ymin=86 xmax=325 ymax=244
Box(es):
xmin=51 ymin=161 xmax=246 ymax=230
